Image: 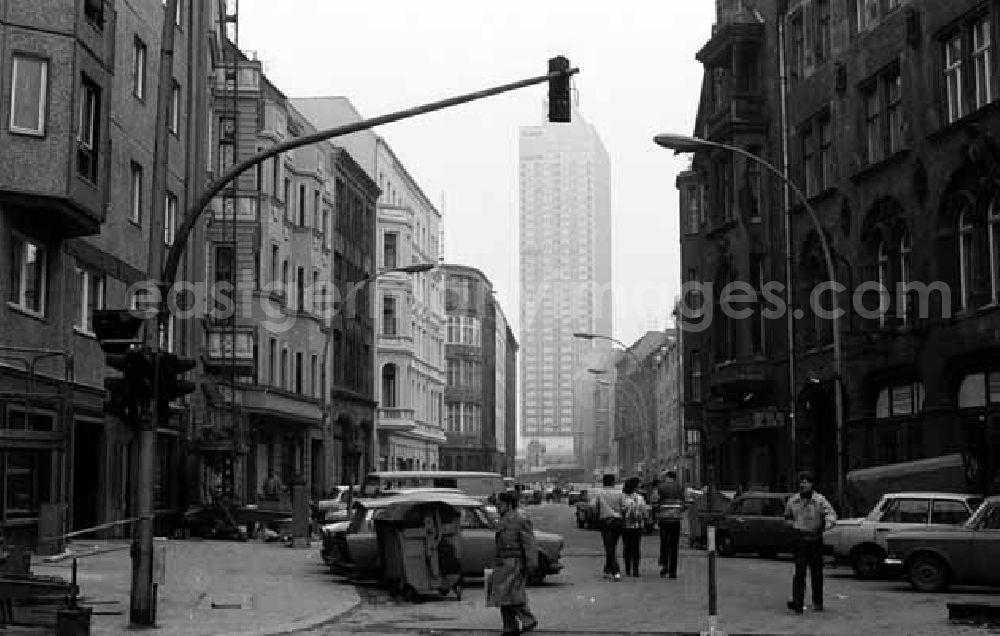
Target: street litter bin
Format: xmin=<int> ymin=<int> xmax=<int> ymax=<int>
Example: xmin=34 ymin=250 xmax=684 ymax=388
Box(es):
xmin=374 ymin=500 xmax=462 ymax=602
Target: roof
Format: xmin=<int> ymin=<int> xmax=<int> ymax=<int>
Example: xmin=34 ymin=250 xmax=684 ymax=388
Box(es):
xmin=879 ymin=492 xmax=982 ymax=499
xmin=352 ymin=490 xmax=481 ymax=510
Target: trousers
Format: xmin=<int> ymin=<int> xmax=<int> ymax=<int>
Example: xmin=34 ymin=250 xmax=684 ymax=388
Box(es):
xmin=791 ymin=537 xmax=825 ymax=607
xmin=622 ymin=528 xmax=642 ymax=574
xmin=600 ymin=520 xmax=622 ymax=574
xmin=658 ymin=518 xmax=681 ymax=576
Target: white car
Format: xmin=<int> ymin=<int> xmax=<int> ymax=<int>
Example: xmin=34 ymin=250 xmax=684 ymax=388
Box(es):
xmin=824 ymin=491 xmax=982 ymax=579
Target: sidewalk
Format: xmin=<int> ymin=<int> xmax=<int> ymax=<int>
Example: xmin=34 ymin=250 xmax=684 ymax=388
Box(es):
xmin=30 ymin=539 xmax=359 ymax=636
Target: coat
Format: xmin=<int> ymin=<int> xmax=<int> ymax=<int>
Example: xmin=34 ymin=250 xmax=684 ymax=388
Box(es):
xmin=492 ymin=509 xmax=538 ymax=606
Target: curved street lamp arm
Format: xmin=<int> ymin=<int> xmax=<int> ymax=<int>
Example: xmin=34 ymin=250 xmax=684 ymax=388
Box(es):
xmin=161 ymin=66 xmax=579 ymax=287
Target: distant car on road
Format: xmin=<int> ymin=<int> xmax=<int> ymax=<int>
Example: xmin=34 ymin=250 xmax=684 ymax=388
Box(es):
xmin=714 ymin=492 xmax=797 ymax=558
xmin=885 ymin=494 xmax=1000 ymax=592
xmin=824 ymin=492 xmax=982 ymax=579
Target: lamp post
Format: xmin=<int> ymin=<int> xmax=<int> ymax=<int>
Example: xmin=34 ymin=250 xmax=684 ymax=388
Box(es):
xmin=319 ymin=263 xmax=436 ymax=491
xmin=654 ymin=132 xmax=846 ymax=508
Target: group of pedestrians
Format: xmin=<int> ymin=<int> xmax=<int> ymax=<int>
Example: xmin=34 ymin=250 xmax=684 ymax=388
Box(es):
xmin=592 ymin=470 xmax=685 ymax=580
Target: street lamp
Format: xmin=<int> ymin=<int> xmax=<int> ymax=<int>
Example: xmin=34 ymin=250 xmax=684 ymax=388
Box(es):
xmin=654 ymin=132 xmax=846 ymax=508
xmin=319 ymin=262 xmax=436 ymax=490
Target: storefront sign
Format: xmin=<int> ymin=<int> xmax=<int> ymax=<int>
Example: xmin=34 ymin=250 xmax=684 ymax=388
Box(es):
xmin=729 ymin=409 xmax=786 ymax=431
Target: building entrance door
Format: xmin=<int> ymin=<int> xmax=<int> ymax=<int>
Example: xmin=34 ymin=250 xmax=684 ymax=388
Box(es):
xmin=73 ymin=421 xmax=103 ymax=531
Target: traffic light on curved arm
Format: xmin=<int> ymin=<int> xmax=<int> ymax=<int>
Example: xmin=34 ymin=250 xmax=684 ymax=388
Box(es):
xmin=156 ymin=353 xmax=198 ymax=423
xmin=94 ymin=310 xmax=152 ymax=425
xmin=548 ymin=56 xmax=572 ymax=123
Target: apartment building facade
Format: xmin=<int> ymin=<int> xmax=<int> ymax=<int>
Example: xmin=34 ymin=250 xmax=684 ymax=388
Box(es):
xmin=680 ymin=0 xmax=1000 ymax=501
xmin=441 ymin=264 xmax=513 ymax=473
xmin=0 ymin=0 xmax=216 ymax=545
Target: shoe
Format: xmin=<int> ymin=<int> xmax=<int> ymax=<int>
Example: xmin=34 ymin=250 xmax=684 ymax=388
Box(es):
xmin=813 ymin=604 xmax=824 ymax=612
xmin=660 ymin=569 xmax=668 ymax=578
xmin=521 ymin=619 xmax=538 ymax=633
xmin=669 ymin=573 xmax=677 ymax=579
xmin=613 ymin=573 xmax=621 ymax=581
xmin=787 ymin=601 xmax=804 ymax=614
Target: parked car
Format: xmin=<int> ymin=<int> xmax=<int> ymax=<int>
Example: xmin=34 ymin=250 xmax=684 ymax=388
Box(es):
xmin=885 ymin=495 xmax=1000 ymax=592
xmin=714 ymin=492 xmax=797 ymax=558
xmin=331 ymin=491 xmax=564 ymax=584
xmin=320 ymin=488 xmax=463 ymax=566
xmin=312 ymin=485 xmax=354 ymax=525
xmin=567 ymin=488 xmax=588 ymax=506
xmin=824 ymin=491 xmax=982 ymax=579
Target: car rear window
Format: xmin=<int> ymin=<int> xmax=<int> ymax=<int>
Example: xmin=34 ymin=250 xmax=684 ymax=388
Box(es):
xmin=880 ymin=498 xmax=930 ymax=524
xmin=930 ymin=499 xmax=970 ymax=525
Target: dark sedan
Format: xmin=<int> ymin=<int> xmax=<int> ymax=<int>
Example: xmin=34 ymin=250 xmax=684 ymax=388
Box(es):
xmin=714 ymin=492 xmax=797 ymax=558
xmin=885 ymin=494 xmax=1000 ymax=592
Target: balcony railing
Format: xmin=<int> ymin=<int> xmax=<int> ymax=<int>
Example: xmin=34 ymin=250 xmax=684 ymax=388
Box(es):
xmin=378 ymin=407 xmax=415 ymax=420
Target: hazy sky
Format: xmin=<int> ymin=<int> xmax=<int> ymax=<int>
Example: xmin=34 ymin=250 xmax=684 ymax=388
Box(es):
xmin=237 ymin=1 xmax=715 ymax=346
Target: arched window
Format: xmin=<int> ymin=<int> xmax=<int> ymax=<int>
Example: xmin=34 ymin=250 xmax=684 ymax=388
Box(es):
xmin=877 ymin=239 xmax=889 ymax=326
xmin=899 ymin=232 xmax=911 ymax=324
xmin=958 ymin=371 xmax=1000 ymax=408
xmin=876 ymin=381 xmax=925 ymax=418
xmin=989 ymin=197 xmax=1000 ymax=303
xmin=959 ymin=208 xmax=975 ymax=310
xmin=381 ymin=363 xmax=396 ymax=407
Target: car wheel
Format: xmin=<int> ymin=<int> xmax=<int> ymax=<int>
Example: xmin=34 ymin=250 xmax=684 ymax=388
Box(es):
xmin=851 ymin=545 xmax=885 ymax=580
xmin=908 ymin=554 xmax=950 ymax=592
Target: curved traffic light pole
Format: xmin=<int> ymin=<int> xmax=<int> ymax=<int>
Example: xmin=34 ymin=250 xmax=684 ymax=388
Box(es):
xmin=160 ymin=64 xmax=579 ymax=289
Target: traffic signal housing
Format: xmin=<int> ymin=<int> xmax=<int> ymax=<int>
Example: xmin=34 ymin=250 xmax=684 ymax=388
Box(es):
xmin=548 ymin=56 xmax=572 ymax=123
xmin=94 ymin=310 xmax=151 ymax=425
xmin=155 ymin=353 xmax=197 ymax=423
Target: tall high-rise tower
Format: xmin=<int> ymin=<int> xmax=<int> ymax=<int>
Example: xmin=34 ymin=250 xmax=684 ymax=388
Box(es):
xmin=518 ymin=106 xmax=611 ymax=473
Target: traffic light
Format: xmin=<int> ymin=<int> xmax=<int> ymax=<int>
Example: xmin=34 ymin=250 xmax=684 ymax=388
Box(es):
xmin=155 ymin=352 xmax=197 ymax=422
xmin=94 ymin=310 xmax=152 ymax=424
xmin=548 ymin=56 xmax=572 ymax=123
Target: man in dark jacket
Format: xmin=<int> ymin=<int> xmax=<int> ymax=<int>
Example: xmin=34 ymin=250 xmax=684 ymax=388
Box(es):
xmin=493 ymin=492 xmax=538 ymax=635
xmin=656 ymin=470 xmax=685 ymax=578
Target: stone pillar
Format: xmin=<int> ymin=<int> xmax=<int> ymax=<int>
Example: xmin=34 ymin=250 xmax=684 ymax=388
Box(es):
xmin=290 ymin=474 xmax=309 ymax=548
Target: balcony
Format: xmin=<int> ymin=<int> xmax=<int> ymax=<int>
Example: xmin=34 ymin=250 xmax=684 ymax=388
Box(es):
xmin=377 ymin=407 xmax=416 ymax=432
xmin=203 ymin=330 xmax=256 ymax=371
xmin=210 ymin=194 xmax=259 ymax=223
xmin=378 ymin=332 xmax=413 ymax=353
xmin=709 ymin=357 xmax=771 ymax=399
xmin=445 ymin=431 xmax=481 ymax=447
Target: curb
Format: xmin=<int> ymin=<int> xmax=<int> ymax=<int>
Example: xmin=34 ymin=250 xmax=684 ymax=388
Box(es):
xmin=213 ymin=594 xmax=362 ymax=636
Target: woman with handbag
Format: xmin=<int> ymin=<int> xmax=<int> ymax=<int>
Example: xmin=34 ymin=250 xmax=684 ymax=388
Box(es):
xmin=492 ymin=491 xmax=539 ymax=635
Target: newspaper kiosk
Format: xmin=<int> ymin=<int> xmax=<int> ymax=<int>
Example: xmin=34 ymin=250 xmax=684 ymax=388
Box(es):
xmin=375 ymin=499 xmax=462 ymax=602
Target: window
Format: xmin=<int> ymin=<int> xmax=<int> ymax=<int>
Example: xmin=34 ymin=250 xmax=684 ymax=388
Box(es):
xmin=382 ymin=296 xmax=397 ymax=335
xmin=77 ymin=76 xmax=100 ymax=182
xmin=382 ymin=364 xmax=397 ymax=407
xmin=945 ymin=34 xmax=964 ymax=123
xmin=930 ymin=499 xmax=971 ymax=525
xmin=789 ymin=11 xmax=804 ymax=81
xmin=127 ymin=162 xmax=143 ymax=225
xmin=9 ymin=232 xmax=46 ymax=315
xmin=298 ymin=184 xmax=306 ymax=226
xmin=313 ymin=191 xmax=320 ymax=229
xmin=2 ymin=450 xmax=53 ymax=519
xmin=737 ymin=497 xmax=764 ymax=515
xmin=268 ymin=338 xmax=277 ymax=386
xmin=899 ymin=232 xmax=912 ymax=323
xmin=864 ymin=87 xmax=882 ymax=164
xmin=74 ymin=266 xmax=104 ymax=333
xmin=957 ymin=371 xmax=1000 ymax=408
xmin=132 ymin=38 xmax=147 ymax=99
xmin=816 ymin=0 xmax=831 ymax=64
xmin=295 ymin=352 xmax=303 ymax=394
xmin=886 ymin=73 xmax=903 ymax=154
xmin=270 ymin=245 xmax=279 ymax=285
xmin=745 ymin=149 xmax=762 ymax=220
xmin=819 ymin=117 xmax=834 ymax=189
xmin=280 ymin=348 xmax=288 ymax=390
xmin=214 ymin=244 xmax=234 ymax=285
xmin=84 ymin=0 xmax=104 ymax=26
xmin=980 ymin=504 xmax=1000 ymax=530
xmin=973 ymin=17 xmax=993 ymax=109
xmin=296 ymin=267 xmax=304 ymax=312
xmin=879 ymin=498 xmax=930 ymax=524
xmin=690 ymin=350 xmax=702 ymax=402
xmin=802 ymin=125 xmax=817 ymax=196
xmin=322 ymin=208 xmax=330 ymax=248
xmin=9 ymin=56 xmax=48 ymax=135
xmin=959 ymin=208 xmax=974 ymax=310
xmin=876 ymin=382 xmax=925 ymax=418
xmin=384 ymin=232 xmax=398 ymax=269
xmin=174 ymin=0 xmax=183 ymax=26
xmin=168 ymin=81 xmax=180 ymax=134
xmin=990 ymin=198 xmax=1000 ymax=303
xmin=164 ymin=193 xmax=177 ymax=245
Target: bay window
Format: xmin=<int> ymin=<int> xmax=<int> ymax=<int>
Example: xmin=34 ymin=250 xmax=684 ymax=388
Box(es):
xmin=9 ymin=56 xmax=48 ymax=135
xmin=9 ymin=232 xmax=46 ymax=316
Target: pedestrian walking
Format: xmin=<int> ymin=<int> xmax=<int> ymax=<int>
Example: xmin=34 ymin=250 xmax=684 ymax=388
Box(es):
xmin=656 ymin=470 xmax=685 ymax=578
xmin=621 ymin=477 xmax=647 ymax=576
xmin=784 ymin=471 xmax=837 ymax=614
xmin=493 ymin=491 xmax=539 ymax=635
xmin=594 ymin=473 xmax=625 ymax=580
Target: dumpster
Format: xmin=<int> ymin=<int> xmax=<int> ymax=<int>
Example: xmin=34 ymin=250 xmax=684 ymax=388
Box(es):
xmin=685 ymin=488 xmax=733 ymax=549
xmin=374 ymin=499 xmax=462 ymax=602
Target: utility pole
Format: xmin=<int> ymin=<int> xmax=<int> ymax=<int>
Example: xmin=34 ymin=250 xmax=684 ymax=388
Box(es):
xmin=132 ymin=0 xmax=178 ymax=626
